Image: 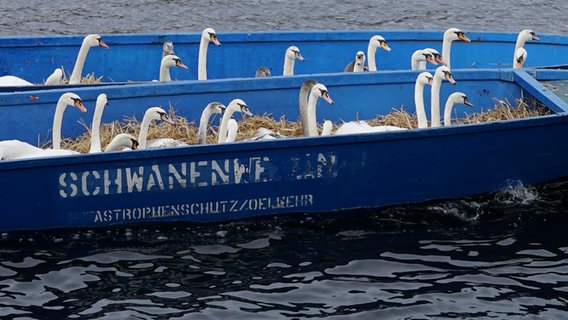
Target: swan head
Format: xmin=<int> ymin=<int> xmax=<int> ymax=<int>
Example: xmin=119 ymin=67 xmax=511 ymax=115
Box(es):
xmin=255 ymin=66 xmax=272 ymax=77
xmin=96 ymin=93 xmax=108 ymax=107
xmin=202 ymin=27 xmax=221 ymax=46
xmin=417 ymin=72 xmax=434 ymax=86
xmin=105 ymin=133 xmax=140 ymax=152
xmin=84 ymin=34 xmax=109 ymax=49
xmin=518 ymin=29 xmax=539 ymax=42
xmin=444 ymin=28 xmax=471 ymax=42
xmin=355 ymin=51 xmax=366 ymax=66
xmin=514 ymin=47 xmax=528 ymax=68
xmin=145 ymin=106 xmax=175 ymax=125
xmin=312 ymin=83 xmax=334 ymax=105
xmin=286 ymin=46 xmax=305 ymax=62
xmin=60 ymin=92 xmax=87 ymax=112
xmin=206 ymin=101 xmax=227 ymax=114
xmin=161 ymin=54 xmax=188 ymax=70
xmin=162 ymin=40 xmax=175 ymax=56
xmin=434 ymin=66 xmax=456 ymax=85
xmin=423 ymin=48 xmax=446 ymax=65
xmin=448 ymin=92 xmax=474 ymax=107
xmin=227 ymin=99 xmax=253 ymax=117
xmin=370 ymin=35 xmax=391 ymax=52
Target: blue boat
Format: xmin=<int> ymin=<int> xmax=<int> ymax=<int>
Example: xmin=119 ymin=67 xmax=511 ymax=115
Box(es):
xmin=0 ymin=29 xmax=566 ymax=87
xmin=0 ymin=67 xmax=567 ymax=232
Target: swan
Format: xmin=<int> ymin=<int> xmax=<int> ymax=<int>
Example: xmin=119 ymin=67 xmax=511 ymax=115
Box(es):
xmin=162 ymin=40 xmax=175 ymax=58
xmin=411 ymin=49 xmax=437 ymax=70
xmin=159 ymin=54 xmax=188 ymax=82
xmin=52 ymin=92 xmax=88 ymax=149
xmin=514 ymin=47 xmax=528 ymax=69
xmin=415 ymin=72 xmax=433 ymax=128
xmin=217 ymin=99 xmax=252 ymax=143
xmin=197 ymin=101 xmax=227 ymax=144
xmin=44 ymin=68 xmax=63 ymax=85
xmin=137 ymin=106 xmax=176 ymax=149
xmin=283 ymin=46 xmax=305 ymax=76
xmin=334 ymin=120 xmax=407 ymax=135
xmin=255 ymin=66 xmax=272 ymax=77
xmin=69 ymin=34 xmax=109 ymax=84
xmin=304 ymin=83 xmax=335 ymax=136
xmin=104 ymin=133 xmax=139 ymax=152
xmin=513 ymin=29 xmax=538 ymax=67
xmin=420 ymin=48 xmax=446 ymax=69
xmin=0 ymin=140 xmax=80 ymax=160
xmin=0 ymin=75 xmax=34 ymax=87
xmin=443 ymin=92 xmax=474 ymax=126
xmin=431 ymin=66 xmax=457 ymax=128
xmin=366 ymin=35 xmax=392 ymax=71
xmin=198 ymin=27 xmax=221 ymax=80
xmin=442 ymin=28 xmax=470 ymax=69
xmin=344 ymin=51 xmax=366 ymax=72
xmin=89 ymin=93 xmax=109 ymax=153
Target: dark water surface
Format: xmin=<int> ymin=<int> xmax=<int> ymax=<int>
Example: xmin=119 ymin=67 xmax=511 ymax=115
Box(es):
xmin=1 ymin=1 xmax=568 ymax=319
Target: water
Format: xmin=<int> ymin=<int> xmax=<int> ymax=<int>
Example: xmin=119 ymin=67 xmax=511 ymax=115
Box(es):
xmin=1 ymin=0 xmax=568 ymax=319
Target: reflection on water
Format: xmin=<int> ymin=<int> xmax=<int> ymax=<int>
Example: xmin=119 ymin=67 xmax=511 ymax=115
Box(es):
xmin=1 ymin=178 xmax=568 ymax=319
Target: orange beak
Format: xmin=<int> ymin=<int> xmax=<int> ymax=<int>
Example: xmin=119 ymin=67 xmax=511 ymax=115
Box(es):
xmin=74 ymin=99 xmax=87 ymax=112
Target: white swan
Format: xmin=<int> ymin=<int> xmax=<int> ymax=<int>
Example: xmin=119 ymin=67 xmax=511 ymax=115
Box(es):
xmin=69 ymin=34 xmax=109 ymax=84
xmin=411 ymin=49 xmax=437 ymax=70
xmin=442 ymin=28 xmax=470 ymax=69
xmin=89 ymin=93 xmax=109 ymax=153
xmin=431 ymin=66 xmax=457 ymax=128
xmin=0 ymin=75 xmax=33 ymax=87
xmin=44 ymin=68 xmax=63 ymax=85
xmin=304 ymin=83 xmax=335 ymax=136
xmin=197 ymin=101 xmax=226 ymax=144
xmin=255 ymin=66 xmax=272 ymax=77
xmin=0 ymin=140 xmax=80 ymax=160
xmin=366 ymin=35 xmax=392 ymax=71
xmin=344 ymin=51 xmax=366 ymax=72
xmin=514 ymin=47 xmax=528 ymax=69
xmin=159 ymin=55 xmax=188 ymax=82
xmin=198 ymin=27 xmax=221 ymax=80
xmin=513 ymin=29 xmax=538 ymax=67
xmin=162 ymin=40 xmax=175 ymax=58
xmin=415 ymin=72 xmax=433 ymax=128
xmin=52 ymin=92 xmax=88 ymax=149
xmin=218 ymin=99 xmax=252 ymax=143
xmin=334 ymin=120 xmax=407 ymax=135
xmin=137 ymin=106 xmax=176 ymax=149
xmin=419 ymin=48 xmax=446 ymax=69
xmin=283 ymin=46 xmax=305 ymax=76
xmin=444 ymin=92 xmax=474 ymax=126
xmin=104 ymin=133 xmax=139 ymax=152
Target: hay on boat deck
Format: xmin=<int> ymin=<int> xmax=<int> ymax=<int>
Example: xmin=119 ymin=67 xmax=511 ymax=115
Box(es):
xmin=60 ymin=97 xmax=551 ymax=152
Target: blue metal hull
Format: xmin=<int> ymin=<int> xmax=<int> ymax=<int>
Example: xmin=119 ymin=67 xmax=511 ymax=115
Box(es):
xmin=1 ymin=68 xmax=568 ymax=231
xmin=2 ymin=30 xmax=568 ymax=84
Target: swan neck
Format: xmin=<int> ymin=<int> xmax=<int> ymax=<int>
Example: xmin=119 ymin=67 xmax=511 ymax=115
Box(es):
xmin=217 ymin=107 xmax=236 ymax=143
xmin=198 ymin=37 xmax=208 ymax=80
xmin=138 ymin=115 xmax=152 ymax=149
xmin=306 ymin=91 xmax=319 ymax=136
xmin=442 ymin=38 xmax=451 ymax=69
xmin=52 ymin=100 xmax=66 ymax=149
xmin=283 ymin=57 xmax=294 ymax=76
xmin=415 ymin=82 xmax=428 ymax=128
xmin=431 ymin=79 xmax=442 ymax=127
xmin=159 ymin=62 xmax=171 ymax=81
xmin=197 ymin=108 xmax=212 ymax=144
xmin=443 ymin=100 xmax=455 ymax=126
xmin=69 ymin=41 xmax=90 ymax=84
xmin=367 ymin=44 xmax=377 ymax=71
xmin=89 ymin=102 xmax=105 ymax=153
xmin=299 ymin=86 xmax=310 ymax=136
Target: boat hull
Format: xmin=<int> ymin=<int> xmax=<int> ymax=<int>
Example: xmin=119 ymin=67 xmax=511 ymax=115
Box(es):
xmin=1 ymin=69 xmax=568 ymax=231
